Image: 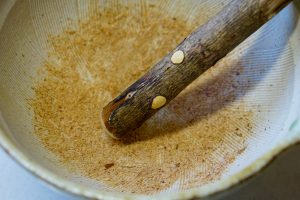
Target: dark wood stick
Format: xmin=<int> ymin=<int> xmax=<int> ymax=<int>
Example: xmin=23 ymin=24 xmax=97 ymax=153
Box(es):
xmin=102 ymin=0 xmax=291 ymax=139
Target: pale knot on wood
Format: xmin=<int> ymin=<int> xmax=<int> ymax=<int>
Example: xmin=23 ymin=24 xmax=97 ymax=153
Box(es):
xmin=171 ymin=50 xmax=185 ymax=64
xmin=151 ymin=96 xmax=167 ymax=109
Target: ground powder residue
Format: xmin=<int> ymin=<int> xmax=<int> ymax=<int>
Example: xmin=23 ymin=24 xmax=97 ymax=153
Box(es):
xmin=30 ymin=6 xmax=254 ymax=194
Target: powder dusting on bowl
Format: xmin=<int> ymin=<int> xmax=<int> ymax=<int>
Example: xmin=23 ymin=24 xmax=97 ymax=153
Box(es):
xmin=30 ymin=5 xmax=254 ymax=194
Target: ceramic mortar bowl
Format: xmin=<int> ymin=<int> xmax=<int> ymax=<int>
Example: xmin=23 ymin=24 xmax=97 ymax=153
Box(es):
xmin=0 ymin=0 xmax=300 ymax=199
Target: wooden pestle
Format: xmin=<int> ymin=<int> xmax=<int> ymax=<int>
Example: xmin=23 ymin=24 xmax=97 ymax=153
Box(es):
xmin=102 ymin=0 xmax=291 ymax=139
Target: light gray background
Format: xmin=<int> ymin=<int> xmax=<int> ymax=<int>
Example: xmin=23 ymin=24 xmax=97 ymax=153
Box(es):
xmin=1 ymin=144 xmax=300 ymax=200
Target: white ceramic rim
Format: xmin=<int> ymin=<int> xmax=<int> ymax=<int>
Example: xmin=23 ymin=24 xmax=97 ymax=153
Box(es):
xmin=1 ymin=0 xmax=300 ymax=199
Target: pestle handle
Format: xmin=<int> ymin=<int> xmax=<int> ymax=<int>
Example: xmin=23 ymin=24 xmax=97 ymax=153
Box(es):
xmin=102 ymin=0 xmax=291 ymax=139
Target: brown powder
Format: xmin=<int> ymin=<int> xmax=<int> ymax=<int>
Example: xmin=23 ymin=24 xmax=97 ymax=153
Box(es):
xmin=30 ymin=6 xmax=254 ymax=194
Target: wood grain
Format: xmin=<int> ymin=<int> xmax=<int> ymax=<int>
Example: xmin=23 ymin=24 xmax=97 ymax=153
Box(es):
xmin=102 ymin=0 xmax=291 ymax=138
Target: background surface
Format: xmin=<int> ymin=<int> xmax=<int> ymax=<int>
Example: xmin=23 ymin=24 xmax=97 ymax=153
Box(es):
xmin=1 ymin=144 xmax=300 ymax=200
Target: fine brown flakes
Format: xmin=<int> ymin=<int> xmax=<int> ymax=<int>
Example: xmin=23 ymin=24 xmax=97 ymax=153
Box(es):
xmin=104 ymin=163 xmax=115 ymax=170
xmin=30 ymin=5 xmax=254 ymax=194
